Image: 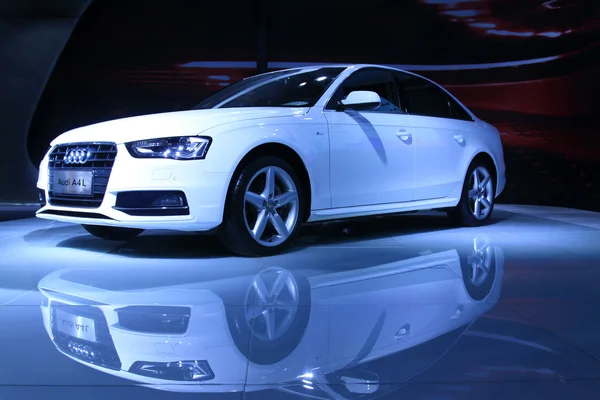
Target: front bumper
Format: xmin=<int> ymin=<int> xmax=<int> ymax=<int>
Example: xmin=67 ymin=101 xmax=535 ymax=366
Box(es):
xmin=38 ymin=285 xmax=248 ymax=392
xmin=36 ymin=143 xmax=230 ymax=231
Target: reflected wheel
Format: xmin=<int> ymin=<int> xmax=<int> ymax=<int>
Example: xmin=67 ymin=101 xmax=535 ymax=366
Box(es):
xmin=459 ymin=236 xmax=497 ymax=301
xmin=225 ymin=267 xmax=311 ymax=365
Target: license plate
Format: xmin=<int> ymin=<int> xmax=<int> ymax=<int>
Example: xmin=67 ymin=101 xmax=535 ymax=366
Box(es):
xmin=53 ymin=170 xmax=93 ymax=196
xmin=55 ymin=308 xmax=97 ymax=343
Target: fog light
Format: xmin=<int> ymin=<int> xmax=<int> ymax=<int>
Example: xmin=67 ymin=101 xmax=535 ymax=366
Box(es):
xmin=150 ymin=194 xmax=184 ymax=207
xmin=130 ymin=360 xmax=214 ymax=382
xmin=114 ymin=191 xmax=189 ymax=216
xmin=38 ymin=189 xmax=46 ymax=207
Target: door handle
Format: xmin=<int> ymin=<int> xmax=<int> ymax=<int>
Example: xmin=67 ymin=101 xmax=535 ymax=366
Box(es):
xmin=453 ymin=134 xmax=466 ymax=144
xmin=394 ymin=324 xmax=411 ymax=340
xmin=396 ymin=129 xmax=411 ymax=142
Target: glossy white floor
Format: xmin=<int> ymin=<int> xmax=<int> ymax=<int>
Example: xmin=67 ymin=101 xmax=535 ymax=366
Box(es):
xmin=2 ymin=204 xmax=600 ymax=399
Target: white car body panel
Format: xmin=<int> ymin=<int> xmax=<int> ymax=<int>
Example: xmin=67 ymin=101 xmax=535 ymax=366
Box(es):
xmin=49 ymin=108 xmax=308 ymax=146
xmin=325 ymin=110 xmax=415 ymax=207
xmin=36 ymin=64 xmax=506 ymax=233
xmin=194 ymin=109 xmax=332 ymax=209
xmin=411 ymin=114 xmax=473 ymax=200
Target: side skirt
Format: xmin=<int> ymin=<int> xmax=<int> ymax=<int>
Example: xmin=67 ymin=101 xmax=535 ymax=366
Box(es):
xmin=307 ymin=197 xmax=460 ymax=223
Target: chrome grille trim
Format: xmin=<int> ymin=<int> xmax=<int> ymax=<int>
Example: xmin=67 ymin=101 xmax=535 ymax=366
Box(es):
xmin=48 ymin=142 xmax=117 ymax=208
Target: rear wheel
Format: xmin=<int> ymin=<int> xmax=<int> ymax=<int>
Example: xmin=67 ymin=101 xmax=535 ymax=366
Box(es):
xmin=458 ymin=236 xmax=497 ymax=301
xmin=218 ymin=156 xmax=305 ymax=256
xmin=448 ymin=162 xmax=495 ymax=226
xmin=82 ymin=225 xmax=144 ymax=241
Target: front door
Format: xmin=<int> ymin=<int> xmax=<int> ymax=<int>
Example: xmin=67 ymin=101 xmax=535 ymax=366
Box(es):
xmin=325 ymin=68 xmax=415 ymax=208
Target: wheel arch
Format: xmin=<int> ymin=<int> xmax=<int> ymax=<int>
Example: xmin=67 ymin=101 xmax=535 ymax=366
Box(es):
xmin=467 ymin=152 xmax=499 ymax=194
xmin=224 ymin=142 xmax=313 ymax=222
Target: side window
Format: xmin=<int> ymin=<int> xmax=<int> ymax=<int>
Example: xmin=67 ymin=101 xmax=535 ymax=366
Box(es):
xmin=446 ymin=95 xmax=473 ymax=121
xmin=395 ymin=72 xmax=462 ymax=120
xmin=326 ymin=69 xmax=403 ymax=113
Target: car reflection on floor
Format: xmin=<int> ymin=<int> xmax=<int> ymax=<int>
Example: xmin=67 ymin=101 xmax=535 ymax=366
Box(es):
xmin=37 ymin=235 xmax=502 ymax=396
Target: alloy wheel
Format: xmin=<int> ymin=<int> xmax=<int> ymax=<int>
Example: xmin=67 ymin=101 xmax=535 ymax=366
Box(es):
xmin=243 ymin=166 xmax=299 ymax=247
xmin=468 ymin=166 xmax=494 ymax=220
xmin=245 ymin=267 xmax=300 ymax=342
xmin=465 ymin=236 xmax=492 ymax=287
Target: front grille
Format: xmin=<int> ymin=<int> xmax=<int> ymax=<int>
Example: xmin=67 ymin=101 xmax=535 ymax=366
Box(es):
xmin=50 ymin=303 xmax=121 ymax=371
xmin=48 ymin=143 xmax=117 ymax=208
xmin=48 ymin=143 xmax=118 ymax=169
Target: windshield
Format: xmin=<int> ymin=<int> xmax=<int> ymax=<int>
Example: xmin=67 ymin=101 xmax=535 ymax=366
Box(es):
xmin=193 ymin=67 xmax=346 ymax=109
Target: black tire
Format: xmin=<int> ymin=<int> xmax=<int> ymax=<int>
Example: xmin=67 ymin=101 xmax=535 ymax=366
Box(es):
xmin=218 ymin=155 xmax=305 ymax=256
xmin=224 ymin=268 xmax=311 ymax=365
xmin=448 ymin=161 xmax=496 ymax=227
xmin=82 ymin=225 xmax=144 ymax=241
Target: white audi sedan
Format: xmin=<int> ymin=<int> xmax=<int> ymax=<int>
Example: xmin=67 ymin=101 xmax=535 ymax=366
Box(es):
xmin=36 ymin=64 xmax=506 ymax=255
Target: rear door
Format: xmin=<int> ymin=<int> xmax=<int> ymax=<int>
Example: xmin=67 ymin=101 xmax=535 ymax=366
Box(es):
xmin=394 ymin=71 xmax=475 ymax=201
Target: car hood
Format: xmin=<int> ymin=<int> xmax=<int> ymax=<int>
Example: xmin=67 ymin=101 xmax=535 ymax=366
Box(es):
xmin=50 ymin=107 xmax=309 ymax=145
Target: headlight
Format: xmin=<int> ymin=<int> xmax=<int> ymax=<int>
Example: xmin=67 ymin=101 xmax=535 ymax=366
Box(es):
xmin=125 ymin=136 xmax=211 ymax=160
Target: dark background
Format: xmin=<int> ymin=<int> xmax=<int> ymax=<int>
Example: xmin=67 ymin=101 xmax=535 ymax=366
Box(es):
xmin=2 ymin=0 xmax=600 ymax=210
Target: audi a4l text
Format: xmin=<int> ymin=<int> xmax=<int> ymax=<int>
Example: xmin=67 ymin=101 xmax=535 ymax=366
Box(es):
xmin=36 ymin=64 xmax=506 ymax=256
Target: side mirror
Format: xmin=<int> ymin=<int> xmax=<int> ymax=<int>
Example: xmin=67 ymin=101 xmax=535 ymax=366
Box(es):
xmin=339 ymin=90 xmax=381 ymax=111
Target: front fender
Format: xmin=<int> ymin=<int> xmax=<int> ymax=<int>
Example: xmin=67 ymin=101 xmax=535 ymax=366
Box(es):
xmin=200 ymin=117 xmax=331 ymax=210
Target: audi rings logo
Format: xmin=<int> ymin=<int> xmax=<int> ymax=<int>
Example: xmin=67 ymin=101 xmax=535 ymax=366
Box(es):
xmin=64 ymin=148 xmax=92 ymax=165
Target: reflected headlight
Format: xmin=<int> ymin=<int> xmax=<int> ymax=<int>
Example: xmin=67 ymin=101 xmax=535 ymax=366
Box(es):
xmin=129 ymin=360 xmax=214 ymax=382
xmin=125 ymin=136 xmax=211 ymax=160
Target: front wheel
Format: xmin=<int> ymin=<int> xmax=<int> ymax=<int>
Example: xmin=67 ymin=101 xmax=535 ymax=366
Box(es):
xmin=82 ymin=225 xmax=144 ymax=241
xmin=218 ymin=156 xmax=305 ymax=256
xmin=448 ymin=162 xmax=496 ymax=226
xmin=224 ymin=267 xmax=311 ymax=365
